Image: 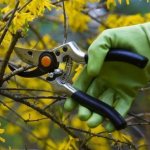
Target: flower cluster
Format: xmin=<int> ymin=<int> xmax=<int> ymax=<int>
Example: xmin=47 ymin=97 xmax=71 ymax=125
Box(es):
xmin=1 ymin=0 xmax=53 ymax=33
xmin=100 ymin=13 xmax=150 ymax=31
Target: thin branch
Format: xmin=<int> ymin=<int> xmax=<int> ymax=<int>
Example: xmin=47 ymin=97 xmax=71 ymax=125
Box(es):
xmin=17 ymin=95 xmax=65 ymax=100
xmin=82 ymin=11 xmax=110 ymax=29
xmin=127 ymin=112 xmax=150 ymax=123
xmin=41 ymin=16 xmax=62 ymax=23
xmin=140 ymin=86 xmax=150 ymax=91
xmin=43 ymin=100 xmax=62 ymax=110
xmin=0 ymin=90 xmax=138 ymax=149
xmin=62 ymin=1 xmax=68 ymax=43
xmin=2 ymin=0 xmax=33 ymax=21
xmin=0 ymin=88 xmax=52 ymax=93
xmin=0 ymin=100 xmax=25 ymax=122
xmin=0 ymin=58 xmax=19 ymax=66
xmin=0 ymin=30 xmax=23 ymax=86
xmin=52 ymin=0 xmax=69 ymax=5
xmin=24 ymin=117 xmax=48 ymax=123
xmin=29 ymin=24 xmax=47 ymax=49
xmin=0 ymin=115 xmax=55 ymax=149
xmin=0 ymin=89 xmax=77 ymax=138
xmin=2 ymin=0 xmax=68 ymax=22
xmin=0 ymin=0 xmax=20 ymax=44
xmin=18 ymin=0 xmax=32 ymax=12
xmin=67 ymin=127 xmax=136 ymax=148
xmin=128 ymin=122 xmax=150 ymax=126
xmin=3 ymin=65 xmax=33 ymax=82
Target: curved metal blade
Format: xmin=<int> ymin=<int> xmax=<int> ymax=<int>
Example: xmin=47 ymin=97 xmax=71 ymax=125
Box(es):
xmin=14 ymin=47 xmax=43 ymax=66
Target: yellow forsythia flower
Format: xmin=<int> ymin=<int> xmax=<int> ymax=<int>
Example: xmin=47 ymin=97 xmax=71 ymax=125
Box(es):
xmin=26 ymin=0 xmax=53 ymax=16
xmin=138 ymin=138 xmax=148 ymax=150
xmin=0 ymin=124 xmax=5 ymax=143
xmin=58 ymin=136 xmax=78 ymax=150
xmin=72 ymin=64 xmax=83 ymax=82
xmin=100 ymin=13 xmax=150 ymax=31
xmin=112 ymin=131 xmax=132 ymax=146
xmin=106 ymin=0 xmax=130 ymax=8
xmin=59 ymin=0 xmax=99 ymax=32
xmin=12 ymin=12 xmax=34 ymax=32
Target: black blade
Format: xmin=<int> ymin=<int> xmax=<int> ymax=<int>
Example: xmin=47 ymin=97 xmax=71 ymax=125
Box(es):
xmin=8 ymin=64 xmax=48 ymax=78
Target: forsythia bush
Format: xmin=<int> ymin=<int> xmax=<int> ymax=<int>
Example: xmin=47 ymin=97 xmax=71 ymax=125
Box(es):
xmin=0 ymin=0 xmax=149 ymax=149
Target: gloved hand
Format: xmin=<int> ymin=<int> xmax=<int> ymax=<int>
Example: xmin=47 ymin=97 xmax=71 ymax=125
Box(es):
xmin=64 ymin=23 xmax=150 ymax=132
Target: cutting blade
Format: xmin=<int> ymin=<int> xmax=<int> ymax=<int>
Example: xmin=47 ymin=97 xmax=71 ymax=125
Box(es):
xmin=14 ymin=47 xmax=43 ymax=66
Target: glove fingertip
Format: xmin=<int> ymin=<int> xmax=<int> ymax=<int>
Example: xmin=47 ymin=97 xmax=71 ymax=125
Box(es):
xmin=87 ymin=114 xmax=103 ymax=128
xmin=78 ymin=106 xmax=91 ymax=121
xmin=105 ymin=122 xmax=115 ymax=132
xmin=64 ymin=98 xmax=77 ymax=111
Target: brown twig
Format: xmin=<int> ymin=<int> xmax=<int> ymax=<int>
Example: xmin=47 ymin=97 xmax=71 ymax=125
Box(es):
xmin=3 ymin=65 xmax=33 ymax=82
xmin=2 ymin=0 xmax=33 ymax=21
xmin=43 ymin=99 xmax=63 ymax=110
xmin=128 ymin=122 xmax=150 ymax=126
xmin=67 ymin=127 xmax=136 ymax=148
xmin=29 ymin=24 xmax=47 ymax=49
xmin=0 ymin=115 xmax=55 ymax=149
xmin=0 ymin=88 xmax=52 ymax=92
xmin=82 ymin=11 xmax=110 ymax=29
xmin=24 ymin=117 xmax=48 ymax=123
xmin=0 ymin=89 xmax=138 ymax=149
xmin=2 ymin=0 xmax=67 ymax=22
xmin=62 ymin=1 xmax=68 ymax=43
xmin=17 ymin=95 xmax=65 ymax=100
xmin=0 ymin=89 xmax=77 ymax=138
xmin=127 ymin=112 xmax=150 ymax=123
xmin=0 ymin=0 xmax=20 ymax=44
xmin=52 ymin=0 xmax=69 ymax=5
xmin=0 ymin=100 xmax=25 ymax=122
xmin=41 ymin=16 xmax=62 ymax=23
xmin=0 ymin=30 xmax=23 ymax=86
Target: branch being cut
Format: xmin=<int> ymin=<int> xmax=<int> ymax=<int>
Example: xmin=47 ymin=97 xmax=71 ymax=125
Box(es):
xmin=3 ymin=65 xmax=33 ymax=82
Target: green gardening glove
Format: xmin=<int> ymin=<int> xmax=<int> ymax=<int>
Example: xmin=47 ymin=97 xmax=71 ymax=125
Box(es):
xmin=64 ymin=23 xmax=150 ymax=132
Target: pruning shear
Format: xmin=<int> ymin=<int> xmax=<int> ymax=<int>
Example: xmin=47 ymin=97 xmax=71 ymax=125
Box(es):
xmin=9 ymin=41 xmax=148 ymax=130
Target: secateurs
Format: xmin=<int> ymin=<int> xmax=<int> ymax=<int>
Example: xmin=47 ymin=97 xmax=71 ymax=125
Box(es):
xmin=9 ymin=41 xmax=148 ymax=130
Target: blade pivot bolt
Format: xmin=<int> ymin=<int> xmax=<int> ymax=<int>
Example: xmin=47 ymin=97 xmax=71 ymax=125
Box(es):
xmin=41 ymin=56 xmax=52 ymax=67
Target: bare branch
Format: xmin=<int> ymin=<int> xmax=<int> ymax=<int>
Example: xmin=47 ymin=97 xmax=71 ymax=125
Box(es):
xmin=0 ymin=0 xmax=20 ymax=44
xmin=25 ymin=117 xmax=48 ymax=123
xmin=0 ymin=88 xmax=52 ymax=93
xmin=128 ymin=122 xmax=150 ymax=126
xmin=0 ymin=115 xmax=55 ymax=149
xmin=41 ymin=16 xmax=62 ymax=23
xmin=52 ymin=0 xmax=69 ymax=5
xmin=16 ymin=95 xmax=65 ymax=100
xmin=62 ymin=1 xmax=68 ymax=43
xmin=3 ymin=65 xmax=33 ymax=82
xmin=0 ymin=89 xmax=77 ymax=138
xmin=29 ymin=24 xmax=47 ymax=49
xmin=127 ymin=112 xmax=150 ymax=123
xmin=0 ymin=100 xmax=25 ymax=122
xmin=2 ymin=0 xmax=68 ymax=22
xmin=67 ymin=127 xmax=136 ymax=148
xmin=83 ymin=11 xmax=110 ymax=29
xmin=43 ymin=99 xmax=62 ymax=110
xmin=2 ymin=0 xmax=33 ymax=21
xmin=0 ymin=30 xmax=23 ymax=86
